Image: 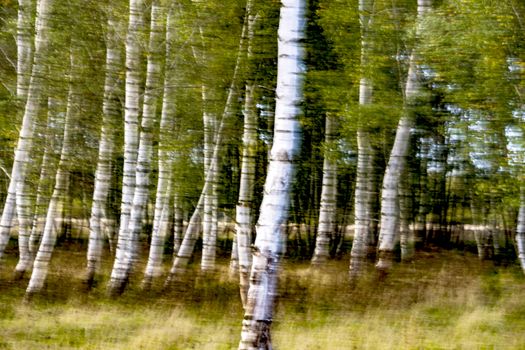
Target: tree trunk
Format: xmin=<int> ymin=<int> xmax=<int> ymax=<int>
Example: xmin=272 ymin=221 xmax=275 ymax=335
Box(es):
xmin=143 ymin=5 xmax=178 ymax=288
xmin=108 ymin=0 xmax=145 ymax=295
xmin=238 ymin=0 xmax=306 ymax=348
xmin=516 ymin=187 xmax=525 ymax=273
xmin=26 ymin=48 xmax=78 ymax=296
xmin=349 ymin=129 xmax=374 ymax=278
xmin=0 ymin=0 xmax=36 ymax=260
xmin=85 ymin=9 xmax=123 ymax=288
xmin=233 ymin=0 xmax=257 ymax=306
xmin=376 ymin=0 xmax=431 ymax=272
xmin=312 ymin=113 xmax=338 ymax=265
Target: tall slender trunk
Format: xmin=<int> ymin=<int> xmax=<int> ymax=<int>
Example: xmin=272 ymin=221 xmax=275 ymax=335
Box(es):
xmin=238 ymin=0 xmax=306 ymax=348
xmin=516 ymin=187 xmax=525 ymax=273
xmin=85 ymin=10 xmax=123 ymax=287
xmin=0 ymin=0 xmax=36 ymax=259
xmin=349 ymin=0 xmax=376 ymax=277
xmin=26 ymin=48 xmax=78 ymax=296
xmin=28 ymin=97 xmax=63 ymax=256
xmin=235 ymin=79 xmax=258 ymax=304
xmin=109 ymin=0 xmax=164 ymax=294
xmin=349 ymin=129 xmax=374 ymax=277
xmin=108 ymin=0 xmax=145 ymax=294
xmin=201 ymin=85 xmax=220 ymax=273
xmin=399 ymin=169 xmax=414 ymax=261
xmin=143 ymin=5 xmax=178 ymax=288
xmin=231 ymin=0 xmax=257 ymax=306
xmin=312 ymin=113 xmax=338 ymax=265
xmin=376 ymin=0 xmax=431 ymax=272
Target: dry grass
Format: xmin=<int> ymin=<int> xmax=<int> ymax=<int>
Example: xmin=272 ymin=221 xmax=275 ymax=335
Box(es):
xmin=1 ymin=244 xmax=525 ymax=349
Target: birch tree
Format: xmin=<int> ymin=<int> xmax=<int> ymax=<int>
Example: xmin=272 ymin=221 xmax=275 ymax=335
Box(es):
xmin=516 ymin=187 xmax=525 ymax=273
xmin=108 ymin=0 xmax=145 ymax=295
xmin=311 ymin=113 xmax=338 ymax=265
xmin=143 ymin=4 xmax=179 ymax=288
xmin=26 ymin=46 xmax=80 ymax=295
xmin=109 ymin=0 xmax=165 ymax=294
xmin=376 ymin=0 xmax=432 ymax=272
xmin=238 ymin=0 xmax=306 ymax=347
xmin=0 ymin=0 xmax=36 ymax=259
xmin=85 ymin=7 xmax=124 ymax=287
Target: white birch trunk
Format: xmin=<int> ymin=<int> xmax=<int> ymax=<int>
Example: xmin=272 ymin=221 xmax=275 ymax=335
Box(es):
xmin=85 ymin=11 xmax=123 ymax=287
xmin=201 ymin=86 xmax=220 ymax=273
xmin=312 ymin=113 xmax=338 ymax=265
xmin=376 ymin=0 xmax=431 ymax=272
xmin=28 ymin=97 xmax=62 ymax=256
xmin=516 ymin=187 xmax=525 ymax=273
xmin=173 ymin=193 xmax=183 ymax=255
xmin=143 ymin=6 xmax=177 ymax=287
xmin=349 ymin=0 xmax=376 ymax=278
xmin=108 ymin=0 xmax=145 ymax=294
xmin=235 ymin=80 xmax=258 ymax=305
xmin=349 ymin=128 xmax=374 ymax=278
xmin=110 ymin=0 xmax=164 ymax=294
xmin=399 ymin=170 xmax=414 ymax=261
xmin=26 ymin=49 xmax=78 ymax=295
xmin=238 ymin=0 xmax=306 ymax=348
xmin=0 ymin=0 xmax=36 ymax=259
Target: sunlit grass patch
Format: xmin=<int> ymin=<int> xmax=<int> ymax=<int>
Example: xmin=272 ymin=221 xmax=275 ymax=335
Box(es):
xmin=1 ymin=247 xmax=525 ymax=348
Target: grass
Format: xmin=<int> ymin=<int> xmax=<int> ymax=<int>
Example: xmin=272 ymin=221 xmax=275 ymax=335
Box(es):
xmin=1 ymin=244 xmax=525 ymax=349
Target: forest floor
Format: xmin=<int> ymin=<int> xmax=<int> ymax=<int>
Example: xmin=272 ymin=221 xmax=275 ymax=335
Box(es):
xmin=1 ymin=243 xmax=525 ymax=349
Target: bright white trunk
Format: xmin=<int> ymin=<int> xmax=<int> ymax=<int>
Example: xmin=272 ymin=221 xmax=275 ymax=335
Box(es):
xmin=173 ymin=193 xmax=183 ymax=255
xmin=28 ymin=97 xmax=62 ymax=256
xmin=86 ymin=11 xmax=123 ymax=286
xmin=399 ymin=172 xmax=414 ymax=261
xmin=0 ymin=0 xmax=36 ymax=259
xmin=143 ymin=7 xmax=177 ymax=285
xmin=235 ymin=81 xmax=258 ymax=305
xmin=108 ymin=0 xmax=145 ymax=293
xmin=349 ymin=129 xmax=374 ymax=277
xmin=238 ymin=0 xmax=305 ymax=348
xmin=516 ymin=188 xmax=525 ymax=273
xmin=122 ymin=0 xmax=165 ymax=280
xmin=349 ymin=0 xmax=376 ymax=277
xmin=312 ymin=113 xmax=338 ymax=265
xmin=201 ymin=86 xmax=220 ymax=273
xmin=26 ymin=49 xmax=77 ymax=295
xmin=376 ymin=0 xmax=431 ymax=271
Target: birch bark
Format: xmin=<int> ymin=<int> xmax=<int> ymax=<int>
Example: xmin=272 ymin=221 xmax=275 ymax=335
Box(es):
xmin=516 ymin=187 xmax=525 ymax=273
xmin=349 ymin=0 xmax=376 ymax=277
xmin=85 ymin=9 xmax=123 ymax=287
xmin=28 ymin=97 xmax=62 ymax=256
xmin=238 ymin=0 xmax=306 ymax=348
xmin=0 ymin=0 xmax=36 ymax=259
xmin=110 ymin=0 xmax=164 ymax=294
xmin=231 ymin=0 xmax=256 ymax=305
xmin=26 ymin=48 xmax=78 ymax=295
xmin=311 ymin=113 xmax=338 ymax=265
xmin=376 ymin=0 xmax=431 ymax=272
xmin=143 ymin=5 xmax=178 ymax=287
xmin=108 ymin=0 xmax=145 ymax=294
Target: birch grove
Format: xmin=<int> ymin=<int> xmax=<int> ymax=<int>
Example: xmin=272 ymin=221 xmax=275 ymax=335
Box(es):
xmin=0 ymin=4 xmax=524 ymax=349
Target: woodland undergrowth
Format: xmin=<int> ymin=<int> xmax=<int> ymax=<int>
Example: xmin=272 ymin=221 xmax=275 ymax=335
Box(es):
xmin=1 ymin=241 xmax=525 ymax=349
